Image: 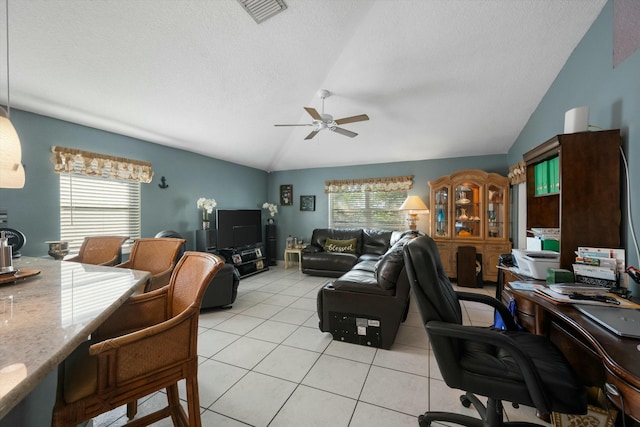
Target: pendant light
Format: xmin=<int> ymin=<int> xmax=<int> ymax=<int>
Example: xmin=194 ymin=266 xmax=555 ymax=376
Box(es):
xmin=0 ymin=0 xmax=25 ymax=189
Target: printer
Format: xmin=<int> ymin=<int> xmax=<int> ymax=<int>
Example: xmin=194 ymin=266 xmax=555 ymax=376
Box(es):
xmin=512 ymin=249 xmax=560 ymax=280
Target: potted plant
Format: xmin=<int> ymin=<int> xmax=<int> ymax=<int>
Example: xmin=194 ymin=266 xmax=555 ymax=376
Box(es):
xmin=262 ymin=202 xmax=278 ymax=224
xmin=197 ymin=197 xmax=217 ymax=229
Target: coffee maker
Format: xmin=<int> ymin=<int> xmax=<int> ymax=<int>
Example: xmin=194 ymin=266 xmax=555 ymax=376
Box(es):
xmin=0 ymin=231 xmax=14 ymax=273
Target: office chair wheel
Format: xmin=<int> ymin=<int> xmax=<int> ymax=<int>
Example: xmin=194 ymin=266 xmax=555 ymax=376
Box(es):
xmin=418 ymin=414 xmax=431 ymax=426
xmin=460 ymin=394 xmax=472 ymax=408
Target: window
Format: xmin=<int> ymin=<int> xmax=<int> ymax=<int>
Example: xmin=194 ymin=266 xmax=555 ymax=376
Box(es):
xmin=51 ymin=146 xmax=151 ymax=253
xmin=329 ymin=190 xmax=408 ymax=229
xmin=60 ymin=173 xmax=140 ymax=252
xmin=325 ymin=175 xmax=413 ymax=230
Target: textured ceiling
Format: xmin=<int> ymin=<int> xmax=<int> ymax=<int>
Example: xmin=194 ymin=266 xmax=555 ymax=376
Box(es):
xmin=0 ymin=0 xmax=606 ymax=171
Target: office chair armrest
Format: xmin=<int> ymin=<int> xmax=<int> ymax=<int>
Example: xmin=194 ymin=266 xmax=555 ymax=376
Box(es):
xmin=427 ymin=320 xmax=551 ymax=412
xmin=456 ymin=291 xmax=519 ymax=330
xmin=92 ymin=286 xmax=169 ymax=340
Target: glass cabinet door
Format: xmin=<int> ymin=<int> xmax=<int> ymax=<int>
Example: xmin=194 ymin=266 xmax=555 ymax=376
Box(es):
xmin=434 ymin=187 xmax=449 ymax=237
xmin=486 ymin=184 xmax=505 ymax=239
xmin=455 ymin=182 xmax=481 ymax=238
xmin=429 ymin=169 xmax=511 ymax=282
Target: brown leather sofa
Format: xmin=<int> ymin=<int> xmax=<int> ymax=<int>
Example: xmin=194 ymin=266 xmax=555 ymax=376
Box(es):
xmin=315 ymin=229 xmax=419 ymax=349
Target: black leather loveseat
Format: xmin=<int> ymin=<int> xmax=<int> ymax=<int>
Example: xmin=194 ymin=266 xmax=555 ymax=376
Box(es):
xmin=313 ymin=228 xmax=419 ymax=349
xmin=302 ymin=228 xmax=402 ymax=276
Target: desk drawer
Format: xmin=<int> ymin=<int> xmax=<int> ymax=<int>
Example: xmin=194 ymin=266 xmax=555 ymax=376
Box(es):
xmin=549 ymin=321 xmax=605 ymax=387
xmin=513 ymin=295 xmax=537 ymax=317
xmin=503 ymin=290 xmax=536 ymax=315
xmin=605 ymin=368 xmax=640 ymax=422
xmin=516 ymin=310 xmax=536 ymax=332
xmin=503 ymin=290 xmax=538 ymax=330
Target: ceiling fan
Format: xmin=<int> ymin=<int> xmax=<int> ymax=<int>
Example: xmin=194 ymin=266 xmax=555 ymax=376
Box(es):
xmin=275 ymin=89 xmax=369 ymax=140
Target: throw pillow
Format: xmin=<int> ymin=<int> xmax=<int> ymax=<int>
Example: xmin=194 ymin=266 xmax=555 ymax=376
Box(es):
xmin=323 ymin=238 xmax=357 ymax=254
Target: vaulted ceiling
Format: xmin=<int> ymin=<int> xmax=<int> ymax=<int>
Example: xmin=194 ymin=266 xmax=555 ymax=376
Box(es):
xmin=1 ymin=0 xmax=607 ymax=171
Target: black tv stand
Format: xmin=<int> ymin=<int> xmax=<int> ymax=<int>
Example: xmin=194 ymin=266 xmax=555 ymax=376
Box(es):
xmin=218 ymin=244 xmax=268 ymax=279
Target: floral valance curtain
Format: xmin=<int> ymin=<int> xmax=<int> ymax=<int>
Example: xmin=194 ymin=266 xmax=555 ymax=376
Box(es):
xmin=50 ymin=146 xmax=154 ymax=183
xmin=508 ymin=161 xmax=526 ymax=185
xmin=324 ymin=175 xmax=413 ymax=193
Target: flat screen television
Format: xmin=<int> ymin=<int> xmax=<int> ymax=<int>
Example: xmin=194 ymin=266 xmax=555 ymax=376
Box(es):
xmin=216 ymin=209 xmax=262 ymax=249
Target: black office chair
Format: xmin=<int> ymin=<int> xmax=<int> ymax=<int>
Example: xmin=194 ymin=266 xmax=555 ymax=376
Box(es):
xmin=403 ymin=235 xmax=587 ymax=427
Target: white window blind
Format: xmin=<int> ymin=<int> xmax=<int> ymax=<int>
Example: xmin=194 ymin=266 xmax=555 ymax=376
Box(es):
xmin=329 ymin=190 xmax=407 ymax=230
xmin=60 ymin=173 xmax=140 ymax=253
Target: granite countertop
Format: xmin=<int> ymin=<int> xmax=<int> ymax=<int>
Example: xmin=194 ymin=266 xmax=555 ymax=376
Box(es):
xmin=0 ymin=257 xmax=150 ymax=419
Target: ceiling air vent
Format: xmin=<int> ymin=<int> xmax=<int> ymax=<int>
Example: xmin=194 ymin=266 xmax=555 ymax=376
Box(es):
xmin=237 ymin=0 xmax=287 ymax=24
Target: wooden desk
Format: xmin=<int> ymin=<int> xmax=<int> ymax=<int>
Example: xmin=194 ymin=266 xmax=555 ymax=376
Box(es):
xmin=0 ymin=257 xmax=150 ymax=422
xmin=501 ymin=270 xmax=640 ymax=422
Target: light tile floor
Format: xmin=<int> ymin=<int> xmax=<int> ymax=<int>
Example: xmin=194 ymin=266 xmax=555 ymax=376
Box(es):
xmin=92 ymin=265 xmax=543 ymax=427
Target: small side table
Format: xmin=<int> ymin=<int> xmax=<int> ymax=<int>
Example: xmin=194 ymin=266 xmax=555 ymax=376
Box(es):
xmin=284 ymin=247 xmax=304 ymax=270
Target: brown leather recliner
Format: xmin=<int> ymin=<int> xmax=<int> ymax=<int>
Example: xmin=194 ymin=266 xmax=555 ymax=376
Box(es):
xmin=116 ymin=237 xmax=186 ymax=292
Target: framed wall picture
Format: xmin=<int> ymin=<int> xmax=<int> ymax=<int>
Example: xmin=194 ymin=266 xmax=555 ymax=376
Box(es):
xmin=300 ymin=195 xmax=316 ymax=211
xmin=280 ymin=184 xmax=293 ymax=206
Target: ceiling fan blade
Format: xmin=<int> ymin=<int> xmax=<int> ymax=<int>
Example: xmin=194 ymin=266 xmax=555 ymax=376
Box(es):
xmin=304 ymin=107 xmax=323 ymax=121
xmin=304 ymin=130 xmax=320 ymax=140
xmin=274 ymin=124 xmax=312 ymax=127
xmin=332 ymin=127 xmax=358 ymax=138
xmin=334 ymin=114 xmax=369 ymax=125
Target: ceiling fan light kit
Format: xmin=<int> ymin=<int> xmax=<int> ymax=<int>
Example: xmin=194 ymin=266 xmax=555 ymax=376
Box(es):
xmin=275 ymin=89 xmax=369 ymax=140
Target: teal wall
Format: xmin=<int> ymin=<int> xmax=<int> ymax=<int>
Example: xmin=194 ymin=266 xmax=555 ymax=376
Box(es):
xmin=0 ymin=110 xmax=269 ymax=256
xmin=267 ymin=156 xmax=507 ymax=250
xmin=507 ymin=1 xmax=639 ymax=293
xmin=1 ymin=1 xmax=637 ymax=293
xmin=0 ymin=109 xmax=507 ymax=259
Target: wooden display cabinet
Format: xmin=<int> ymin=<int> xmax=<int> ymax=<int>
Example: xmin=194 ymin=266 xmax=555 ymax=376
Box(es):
xmin=429 ymin=169 xmax=511 ymax=282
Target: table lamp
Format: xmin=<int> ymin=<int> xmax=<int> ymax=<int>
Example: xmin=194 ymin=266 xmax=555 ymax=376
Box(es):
xmin=400 ymin=196 xmax=429 ymax=230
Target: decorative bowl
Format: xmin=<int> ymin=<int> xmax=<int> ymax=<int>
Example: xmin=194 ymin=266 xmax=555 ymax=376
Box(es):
xmin=46 ymin=241 xmax=69 ymax=260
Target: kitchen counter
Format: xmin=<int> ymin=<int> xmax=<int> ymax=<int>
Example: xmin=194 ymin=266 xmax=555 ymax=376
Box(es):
xmin=0 ymin=257 xmax=150 ymax=421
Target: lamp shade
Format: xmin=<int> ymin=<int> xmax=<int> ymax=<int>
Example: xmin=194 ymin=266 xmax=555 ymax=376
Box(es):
xmin=400 ymin=195 xmax=428 ymax=212
xmin=0 ymin=113 xmax=25 ymax=189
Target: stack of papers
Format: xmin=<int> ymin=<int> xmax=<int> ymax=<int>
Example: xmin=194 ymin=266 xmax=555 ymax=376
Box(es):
xmin=508 ymin=281 xmax=542 ymax=291
xmin=530 ymin=228 xmax=560 ymax=240
xmin=573 ymin=247 xmax=624 ymax=287
xmin=547 ymin=284 xmax=608 ymax=295
xmin=526 ymin=228 xmax=560 ymax=251
xmin=535 ymin=287 xmax=636 ymax=307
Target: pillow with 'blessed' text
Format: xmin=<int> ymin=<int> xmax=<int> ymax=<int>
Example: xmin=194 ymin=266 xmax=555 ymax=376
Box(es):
xmin=323 ymin=238 xmax=357 ymax=254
